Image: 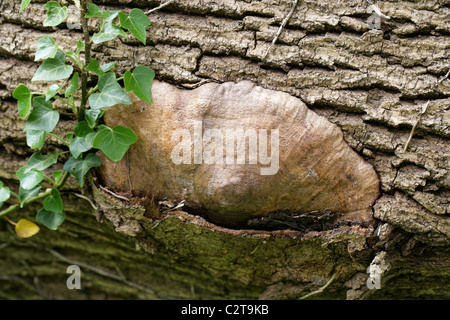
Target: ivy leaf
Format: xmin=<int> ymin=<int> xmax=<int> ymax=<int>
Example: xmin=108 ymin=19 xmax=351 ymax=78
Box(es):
xmin=85 ymin=3 xmax=109 ymax=18
xmin=75 ymin=121 xmax=95 ymax=137
xmin=24 ymin=97 xmax=59 ymax=133
xmin=25 ymin=150 xmax=59 ymax=173
xmin=19 ymin=0 xmax=31 ymax=13
xmin=52 ymin=170 xmax=63 ymax=183
xmin=65 ymin=72 xmax=79 ymax=97
xmin=93 ymin=125 xmax=137 ymax=162
xmin=15 ymin=219 xmax=40 ymax=238
xmin=88 ymin=73 xmax=131 ymax=109
xmin=26 ymin=130 xmax=46 ymax=149
xmin=85 ymin=59 xmax=104 ymax=76
xmin=85 ymin=109 xmax=105 ymax=128
xmin=66 ymin=132 xmax=74 ymax=142
xmin=43 ymin=188 xmax=63 ymax=214
xmin=65 ymin=41 xmax=83 ymax=66
xmin=69 ymin=121 xmax=95 ymax=158
xmin=45 ymin=84 xmax=63 ymax=101
xmin=32 ymin=52 xmax=73 ymax=82
xmin=101 ymin=62 xmax=117 ymax=73
xmin=63 ymin=153 xmax=101 ymax=187
xmin=86 ymin=60 xmax=116 ymax=76
xmin=43 ymin=1 xmax=68 ymax=27
xmin=35 ymin=36 xmax=58 ymax=61
xmin=13 ymin=84 xmax=32 ymax=119
xmin=16 ymin=166 xmax=44 ymax=190
xmin=69 ymin=138 xmax=87 ymax=159
xmin=92 ymin=20 xmax=127 ymax=44
xmin=76 ymin=39 xmax=84 ymax=52
xmin=19 ymin=184 xmax=41 ymax=208
xmin=0 ymin=181 xmax=11 ymax=208
xmin=118 ymin=9 xmax=151 ymax=45
xmin=36 ymin=208 xmax=65 ymax=230
xmin=124 ymin=66 xmax=155 ymax=105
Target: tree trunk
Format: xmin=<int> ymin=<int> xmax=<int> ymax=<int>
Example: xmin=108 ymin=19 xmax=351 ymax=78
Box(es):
xmin=0 ymin=0 xmax=449 ymax=300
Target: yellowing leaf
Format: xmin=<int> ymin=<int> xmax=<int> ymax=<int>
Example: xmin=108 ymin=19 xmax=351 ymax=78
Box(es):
xmin=15 ymin=219 xmax=40 ymax=238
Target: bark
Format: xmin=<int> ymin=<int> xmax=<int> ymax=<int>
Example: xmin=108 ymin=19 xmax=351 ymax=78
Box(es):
xmin=0 ymin=0 xmax=449 ymax=299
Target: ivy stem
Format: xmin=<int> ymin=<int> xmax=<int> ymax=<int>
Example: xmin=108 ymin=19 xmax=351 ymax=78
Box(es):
xmin=87 ymin=84 xmax=98 ymax=96
xmin=53 ymin=96 xmax=75 ymax=109
xmin=47 ymin=132 xmax=70 ymax=147
xmin=0 ymin=171 xmax=69 ymax=218
xmin=3 ymin=216 xmax=16 ymax=226
xmin=78 ymin=0 xmax=91 ymax=122
xmin=43 ymin=174 xmax=57 ymax=186
xmin=9 ymin=191 xmax=20 ymax=200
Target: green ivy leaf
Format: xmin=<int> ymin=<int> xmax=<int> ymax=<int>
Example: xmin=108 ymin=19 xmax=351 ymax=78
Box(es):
xmin=85 ymin=109 xmax=105 ymax=128
xmin=101 ymin=62 xmax=117 ymax=73
xmin=43 ymin=1 xmax=68 ymax=27
xmin=35 ymin=36 xmax=58 ymax=61
xmin=88 ymin=73 xmax=132 ymax=109
xmin=85 ymin=59 xmax=104 ymax=76
xmin=16 ymin=166 xmax=44 ymax=190
xmin=32 ymin=52 xmax=73 ymax=82
xmin=66 ymin=132 xmax=74 ymax=142
xmin=19 ymin=183 xmax=41 ymax=208
xmin=19 ymin=0 xmax=31 ymax=13
xmin=69 ymin=138 xmax=87 ymax=159
xmin=13 ymin=84 xmax=32 ymax=119
xmin=43 ymin=188 xmax=63 ymax=214
xmin=0 ymin=181 xmax=11 ymax=208
xmin=76 ymin=39 xmax=84 ymax=52
xmin=118 ymin=9 xmax=150 ymax=45
xmin=85 ymin=3 xmax=109 ymax=18
xmin=52 ymin=170 xmax=63 ymax=183
xmin=65 ymin=72 xmax=80 ymax=97
xmin=69 ymin=121 xmax=95 ymax=158
xmin=36 ymin=207 xmax=65 ymax=230
xmin=124 ymin=66 xmax=155 ymax=105
xmin=26 ymin=130 xmax=46 ymax=149
xmin=63 ymin=153 xmax=101 ymax=187
xmin=25 ymin=150 xmax=59 ymax=173
xmin=86 ymin=60 xmax=117 ymax=76
xmin=24 ymin=97 xmax=59 ymax=133
xmin=92 ymin=20 xmax=127 ymax=44
xmin=93 ymin=125 xmax=137 ymax=162
xmin=45 ymin=84 xmax=63 ymax=101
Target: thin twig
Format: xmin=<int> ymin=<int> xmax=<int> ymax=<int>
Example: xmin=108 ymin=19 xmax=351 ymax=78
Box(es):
xmin=74 ymin=193 xmax=98 ymax=210
xmin=262 ymin=0 xmax=298 ymax=61
xmin=299 ymin=273 xmax=337 ymax=300
xmin=403 ymin=100 xmax=430 ymax=152
xmin=403 ymin=67 xmax=449 ymax=152
xmin=99 ymin=185 xmax=130 ymax=201
xmin=0 ymin=275 xmax=59 ymax=299
xmin=48 ymin=249 xmax=179 ymax=299
xmin=365 ymin=0 xmax=390 ymax=19
xmin=145 ymin=0 xmax=177 ymax=15
xmin=438 ymin=68 xmax=450 ymax=84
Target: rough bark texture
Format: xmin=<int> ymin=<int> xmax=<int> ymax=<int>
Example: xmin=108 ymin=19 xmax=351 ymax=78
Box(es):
xmin=0 ymin=0 xmax=449 ymax=299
